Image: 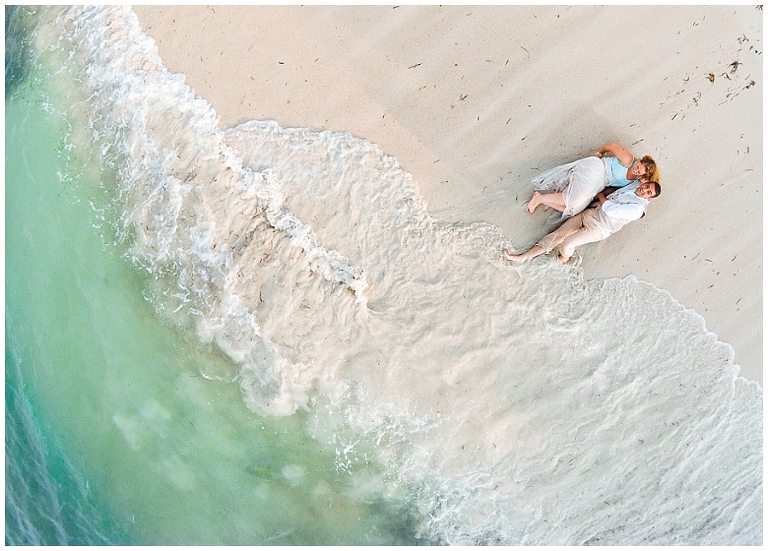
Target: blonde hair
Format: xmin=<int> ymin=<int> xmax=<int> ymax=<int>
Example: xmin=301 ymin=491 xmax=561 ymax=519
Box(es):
xmin=639 ymin=155 xmax=659 ymax=183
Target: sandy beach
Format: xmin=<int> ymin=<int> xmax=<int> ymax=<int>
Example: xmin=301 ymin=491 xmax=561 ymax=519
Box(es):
xmin=134 ymin=5 xmax=762 ymax=384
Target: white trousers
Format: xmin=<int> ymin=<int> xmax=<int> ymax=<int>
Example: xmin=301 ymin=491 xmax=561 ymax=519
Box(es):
xmin=536 ymin=208 xmax=612 ymax=259
xmin=532 ymin=156 xmax=606 ymax=218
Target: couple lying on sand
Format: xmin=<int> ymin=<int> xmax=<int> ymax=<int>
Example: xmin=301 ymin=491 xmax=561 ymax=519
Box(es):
xmin=503 ymin=142 xmax=661 ymax=264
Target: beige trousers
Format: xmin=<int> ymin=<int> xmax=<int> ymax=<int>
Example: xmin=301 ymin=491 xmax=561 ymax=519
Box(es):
xmin=536 ymin=208 xmax=612 ymax=259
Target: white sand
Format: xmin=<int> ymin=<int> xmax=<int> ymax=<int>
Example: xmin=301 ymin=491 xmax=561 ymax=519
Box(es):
xmin=133 ymin=5 xmax=762 ymax=384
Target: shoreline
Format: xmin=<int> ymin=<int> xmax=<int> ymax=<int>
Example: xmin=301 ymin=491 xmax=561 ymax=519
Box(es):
xmin=133 ymin=5 xmax=762 ymax=384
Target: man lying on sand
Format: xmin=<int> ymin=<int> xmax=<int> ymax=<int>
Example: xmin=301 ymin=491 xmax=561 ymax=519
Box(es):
xmin=503 ymin=181 xmax=661 ymax=264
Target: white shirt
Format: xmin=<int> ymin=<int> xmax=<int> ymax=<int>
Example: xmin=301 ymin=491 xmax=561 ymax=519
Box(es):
xmin=593 ymin=182 xmax=649 ymax=234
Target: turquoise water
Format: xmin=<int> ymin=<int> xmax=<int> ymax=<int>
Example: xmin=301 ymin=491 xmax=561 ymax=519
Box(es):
xmin=5 ymin=82 xmax=422 ymax=548
xmin=5 ymin=6 xmax=762 ymax=545
xmin=5 ymin=9 xmax=421 ymax=545
xmin=5 ymin=42 xmax=133 ymax=544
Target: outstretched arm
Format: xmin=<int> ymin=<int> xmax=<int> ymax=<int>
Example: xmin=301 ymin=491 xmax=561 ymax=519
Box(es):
xmin=595 ymin=143 xmax=634 ymax=166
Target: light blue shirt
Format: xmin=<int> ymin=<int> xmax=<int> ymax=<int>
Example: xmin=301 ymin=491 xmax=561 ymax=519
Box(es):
xmin=603 ymin=156 xmax=636 ymax=188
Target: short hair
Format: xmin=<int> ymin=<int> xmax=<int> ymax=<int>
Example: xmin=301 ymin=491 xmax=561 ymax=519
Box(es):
xmin=639 ymin=155 xmax=659 ymax=183
xmin=650 ymin=181 xmax=661 ymax=198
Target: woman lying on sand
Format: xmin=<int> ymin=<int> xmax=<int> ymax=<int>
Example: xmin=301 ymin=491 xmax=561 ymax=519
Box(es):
xmin=526 ymin=142 xmax=658 ymax=219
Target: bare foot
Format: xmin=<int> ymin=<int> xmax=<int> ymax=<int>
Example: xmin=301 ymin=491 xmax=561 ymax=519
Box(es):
xmin=502 ymin=249 xmax=526 ymax=263
xmin=558 ymin=254 xmax=570 ymax=264
xmin=526 ymin=192 xmax=541 ymax=214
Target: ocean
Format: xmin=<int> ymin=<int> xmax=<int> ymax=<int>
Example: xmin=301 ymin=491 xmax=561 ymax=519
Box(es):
xmin=5 ymin=5 xmax=762 ymax=545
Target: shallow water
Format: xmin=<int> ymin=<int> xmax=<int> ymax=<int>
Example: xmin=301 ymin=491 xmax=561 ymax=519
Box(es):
xmin=5 ymin=6 xmax=762 ymax=545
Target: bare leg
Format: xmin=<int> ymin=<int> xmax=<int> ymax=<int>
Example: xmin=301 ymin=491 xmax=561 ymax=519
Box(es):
xmin=502 ymin=246 xmax=545 ymax=263
xmin=527 ymin=191 xmax=541 ymax=213
xmin=527 ymin=191 xmax=566 ymax=214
